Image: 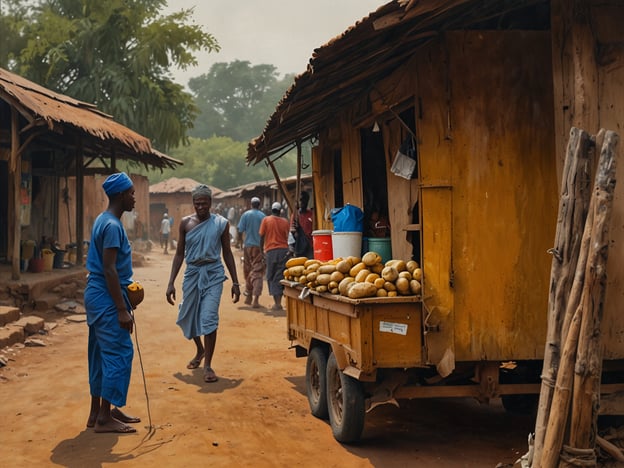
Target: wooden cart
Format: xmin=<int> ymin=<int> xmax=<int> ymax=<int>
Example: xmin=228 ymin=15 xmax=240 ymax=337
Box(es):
xmin=284 ymin=281 xmax=624 ymax=443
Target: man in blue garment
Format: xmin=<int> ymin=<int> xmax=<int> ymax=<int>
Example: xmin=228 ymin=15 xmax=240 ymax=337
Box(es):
xmin=237 ymin=197 xmax=265 ymax=308
xmin=85 ymin=172 xmax=141 ymax=433
xmin=166 ymin=184 xmax=241 ymax=383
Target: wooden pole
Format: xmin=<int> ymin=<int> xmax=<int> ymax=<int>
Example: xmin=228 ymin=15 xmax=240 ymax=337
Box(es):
xmin=539 ymin=129 xmax=618 ymax=467
xmin=76 ymin=138 xmax=84 ymax=265
xmin=295 ymin=140 xmax=303 ymax=215
xmin=539 ymin=148 xmax=597 ymax=467
xmin=568 ymin=130 xmax=618 ymax=452
xmin=266 ymin=158 xmax=294 ymax=215
xmin=532 ymin=127 xmax=593 ymax=463
xmin=10 ymin=108 xmax=21 ymax=280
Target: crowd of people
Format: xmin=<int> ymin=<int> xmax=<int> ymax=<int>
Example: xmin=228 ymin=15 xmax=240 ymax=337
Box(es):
xmin=86 ymin=173 xmax=314 ymax=433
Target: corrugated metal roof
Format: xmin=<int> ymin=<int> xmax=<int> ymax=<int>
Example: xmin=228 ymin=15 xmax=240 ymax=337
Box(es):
xmin=212 ymin=173 xmax=312 ymax=199
xmin=247 ymin=0 xmax=546 ymax=165
xmin=0 ymin=67 xmax=182 ymax=169
xmin=149 ymin=177 xmax=222 ymax=195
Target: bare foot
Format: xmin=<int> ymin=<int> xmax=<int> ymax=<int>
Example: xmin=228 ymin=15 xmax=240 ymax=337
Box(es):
xmin=244 ymin=295 xmax=252 ymax=305
xmin=86 ymin=413 xmax=97 ymax=428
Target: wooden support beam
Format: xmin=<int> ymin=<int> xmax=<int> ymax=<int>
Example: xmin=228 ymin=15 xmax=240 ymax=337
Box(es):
xmin=76 ymin=138 xmax=85 ymax=265
xmin=266 ymin=158 xmax=294 ymax=216
xmin=10 ymin=108 xmax=21 ymax=280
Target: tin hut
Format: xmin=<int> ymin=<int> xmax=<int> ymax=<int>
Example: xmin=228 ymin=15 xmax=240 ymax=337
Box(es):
xmin=247 ymin=0 xmax=624 ymax=417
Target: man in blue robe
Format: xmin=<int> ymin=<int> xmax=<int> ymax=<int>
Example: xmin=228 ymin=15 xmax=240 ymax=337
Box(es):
xmin=84 ymin=172 xmax=141 ymax=433
xmin=166 ymin=184 xmax=241 ymax=382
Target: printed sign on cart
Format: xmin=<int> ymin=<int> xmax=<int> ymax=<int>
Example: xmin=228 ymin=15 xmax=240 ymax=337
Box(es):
xmin=379 ymin=321 xmax=408 ymax=335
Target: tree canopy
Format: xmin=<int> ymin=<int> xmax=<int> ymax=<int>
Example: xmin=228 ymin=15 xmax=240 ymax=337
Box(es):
xmin=188 ymin=60 xmax=294 ymax=142
xmin=0 ymin=0 xmax=219 ymax=150
xmin=143 ymin=136 xmax=300 ymax=190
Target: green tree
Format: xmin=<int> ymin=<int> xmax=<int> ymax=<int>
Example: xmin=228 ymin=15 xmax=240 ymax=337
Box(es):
xmin=188 ymin=60 xmax=294 ymax=141
xmin=145 ymin=136 xmax=299 ymax=190
xmin=0 ymin=0 xmax=219 ymax=150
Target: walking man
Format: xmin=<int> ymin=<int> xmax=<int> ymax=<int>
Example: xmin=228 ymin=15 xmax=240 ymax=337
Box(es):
xmin=160 ymin=213 xmax=171 ymax=254
xmin=259 ymin=202 xmax=290 ymax=311
xmin=84 ymin=172 xmax=141 ymax=433
xmin=166 ymin=184 xmax=241 ymax=383
xmin=237 ymin=197 xmax=266 ymax=308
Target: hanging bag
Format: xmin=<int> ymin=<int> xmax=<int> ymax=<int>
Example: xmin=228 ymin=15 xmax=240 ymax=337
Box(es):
xmin=390 ymin=135 xmax=417 ymax=180
xmin=293 ymin=225 xmax=312 ymax=257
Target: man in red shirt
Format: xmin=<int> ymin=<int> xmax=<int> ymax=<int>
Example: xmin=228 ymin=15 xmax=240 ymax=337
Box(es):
xmin=259 ymin=202 xmax=290 ymax=311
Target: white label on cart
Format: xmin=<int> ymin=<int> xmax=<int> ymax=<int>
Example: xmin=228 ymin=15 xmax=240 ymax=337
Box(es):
xmin=379 ymin=321 xmax=408 ymax=335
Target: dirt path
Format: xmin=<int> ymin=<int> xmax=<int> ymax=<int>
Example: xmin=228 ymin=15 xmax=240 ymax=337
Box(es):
xmin=1 ymin=250 xmax=534 ymax=467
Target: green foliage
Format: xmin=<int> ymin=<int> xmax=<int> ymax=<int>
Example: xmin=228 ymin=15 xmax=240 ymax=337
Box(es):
xmin=188 ymin=60 xmax=295 ymax=142
xmin=139 ymin=136 xmax=300 ymax=190
xmin=1 ymin=0 xmax=219 ymax=150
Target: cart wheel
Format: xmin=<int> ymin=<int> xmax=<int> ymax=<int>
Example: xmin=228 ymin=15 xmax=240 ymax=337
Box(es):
xmin=326 ymin=352 xmax=365 ymax=443
xmin=306 ymin=346 xmax=329 ymax=419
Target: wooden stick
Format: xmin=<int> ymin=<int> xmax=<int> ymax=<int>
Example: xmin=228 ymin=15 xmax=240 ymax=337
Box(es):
xmin=539 ymin=151 xmax=598 ymax=467
xmin=569 ymin=130 xmax=618 ymax=451
xmin=596 ymin=436 xmax=624 ymax=463
xmin=532 ymin=127 xmax=592 ymax=464
xmin=539 ymin=130 xmax=618 ymax=467
xmin=266 ymin=158 xmax=294 ymax=215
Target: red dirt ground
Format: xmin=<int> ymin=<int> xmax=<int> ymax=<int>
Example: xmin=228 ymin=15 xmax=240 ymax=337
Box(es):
xmin=2 ymin=250 xmax=538 ymax=467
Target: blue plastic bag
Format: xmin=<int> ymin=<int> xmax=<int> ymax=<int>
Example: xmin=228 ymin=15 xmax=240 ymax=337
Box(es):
xmin=331 ymin=204 xmax=364 ymax=232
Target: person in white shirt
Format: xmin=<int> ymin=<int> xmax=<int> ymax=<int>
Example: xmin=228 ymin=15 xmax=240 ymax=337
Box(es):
xmin=160 ymin=213 xmax=171 ymax=254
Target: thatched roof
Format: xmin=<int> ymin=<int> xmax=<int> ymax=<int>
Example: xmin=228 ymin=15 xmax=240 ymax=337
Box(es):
xmin=150 ymin=177 xmax=222 ymax=196
xmin=247 ymin=0 xmax=548 ymax=165
xmin=0 ymin=67 xmax=181 ymax=170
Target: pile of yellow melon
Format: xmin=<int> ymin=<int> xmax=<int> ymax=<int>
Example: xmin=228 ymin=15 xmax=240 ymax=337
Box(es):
xmin=283 ymin=251 xmax=422 ymax=299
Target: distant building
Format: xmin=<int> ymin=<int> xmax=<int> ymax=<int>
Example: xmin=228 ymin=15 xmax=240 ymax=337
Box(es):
xmin=149 ymin=177 xmax=222 ymax=242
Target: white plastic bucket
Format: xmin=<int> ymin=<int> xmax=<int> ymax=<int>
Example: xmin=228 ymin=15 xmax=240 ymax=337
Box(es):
xmin=331 ymin=231 xmax=362 ymax=259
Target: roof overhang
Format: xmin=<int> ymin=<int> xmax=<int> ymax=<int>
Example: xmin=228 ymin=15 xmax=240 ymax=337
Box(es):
xmin=247 ymin=0 xmax=548 ymax=165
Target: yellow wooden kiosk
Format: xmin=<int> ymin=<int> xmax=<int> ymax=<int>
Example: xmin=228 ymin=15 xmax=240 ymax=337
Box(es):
xmin=249 ymin=1 xmax=624 ymax=443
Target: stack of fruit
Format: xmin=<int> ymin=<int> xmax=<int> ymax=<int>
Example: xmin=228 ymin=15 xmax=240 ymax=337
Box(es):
xmin=283 ymin=251 xmax=422 ymax=299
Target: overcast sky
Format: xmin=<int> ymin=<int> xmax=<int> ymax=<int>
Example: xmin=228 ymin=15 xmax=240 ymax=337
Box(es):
xmin=163 ymin=0 xmax=383 ymax=85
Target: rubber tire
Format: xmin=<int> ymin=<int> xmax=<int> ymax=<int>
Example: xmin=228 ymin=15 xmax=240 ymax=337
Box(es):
xmin=305 ymin=347 xmax=329 ymax=419
xmin=326 ymin=352 xmax=365 ymax=443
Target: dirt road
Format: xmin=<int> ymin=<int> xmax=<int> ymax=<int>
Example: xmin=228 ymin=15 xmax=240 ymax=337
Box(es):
xmin=1 ymin=250 xmax=534 ymax=467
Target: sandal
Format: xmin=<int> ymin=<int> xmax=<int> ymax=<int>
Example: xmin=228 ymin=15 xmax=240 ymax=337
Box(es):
xmin=204 ymin=367 xmax=219 ymax=383
xmin=187 ymin=356 xmax=204 ymax=369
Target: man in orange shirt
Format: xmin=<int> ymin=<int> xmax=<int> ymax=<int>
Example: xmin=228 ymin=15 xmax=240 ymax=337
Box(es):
xmin=259 ymin=202 xmax=290 ymax=311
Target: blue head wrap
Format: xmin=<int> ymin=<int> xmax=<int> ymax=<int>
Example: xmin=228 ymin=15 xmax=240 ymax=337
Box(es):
xmin=103 ymin=172 xmax=133 ymax=196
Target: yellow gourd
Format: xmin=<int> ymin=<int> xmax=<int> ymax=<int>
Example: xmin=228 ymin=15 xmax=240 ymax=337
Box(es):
xmin=286 ymin=256 xmax=308 ymax=268
xmin=347 ymin=282 xmax=377 ymax=299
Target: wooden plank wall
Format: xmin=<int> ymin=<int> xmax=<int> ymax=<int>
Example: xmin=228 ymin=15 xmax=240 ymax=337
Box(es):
xmin=339 ymin=115 xmax=363 ymax=210
xmin=446 ymin=30 xmax=557 ymax=361
xmin=551 ymin=0 xmax=624 ymax=357
xmin=57 ymin=174 xmax=150 ymax=247
xmin=414 ymin=39 xmax=456 ymax=368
